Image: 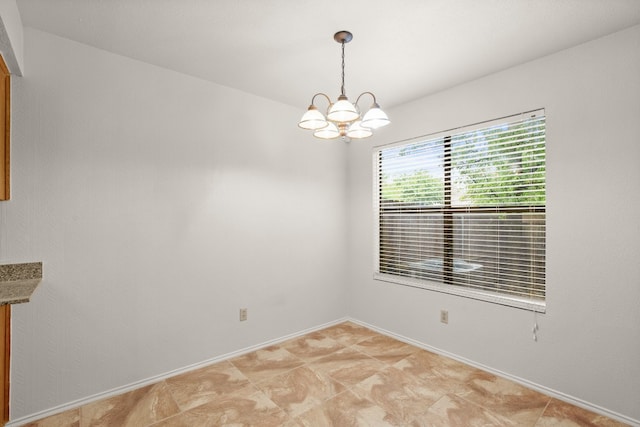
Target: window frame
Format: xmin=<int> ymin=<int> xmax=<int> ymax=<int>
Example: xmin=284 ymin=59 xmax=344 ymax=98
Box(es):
xmin=373 ymin=110 xmax=546 ymax=312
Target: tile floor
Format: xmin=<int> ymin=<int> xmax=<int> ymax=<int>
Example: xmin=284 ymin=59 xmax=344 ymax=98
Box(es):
xmin=23 ymin=322 xmax=628 ymax=426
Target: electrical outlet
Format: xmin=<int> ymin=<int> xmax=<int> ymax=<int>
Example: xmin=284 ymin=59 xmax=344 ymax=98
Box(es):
xmin=239 ymin=308 xmax=248 ymax=321
xmin=440 ymin=310 xmax=448 ymax=324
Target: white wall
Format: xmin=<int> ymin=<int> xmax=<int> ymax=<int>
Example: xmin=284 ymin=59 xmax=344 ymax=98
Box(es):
xmin=0 ymin=0 xmax=23 ymax=74
xmin=2 ymin=19 xmax=638 ymax=425
xmin=1 ymin=28 xmax=349 ymax=419
xmin=347 ymin=25 xmax=640 ymax=423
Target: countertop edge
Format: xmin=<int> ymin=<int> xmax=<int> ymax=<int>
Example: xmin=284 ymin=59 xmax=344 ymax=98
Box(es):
xmin=0 ymin=263 xmax=43 ymax=305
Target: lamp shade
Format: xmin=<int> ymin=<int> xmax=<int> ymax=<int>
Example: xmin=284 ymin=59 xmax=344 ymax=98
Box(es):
xmin=361 ymin=103 xmax=390 ymax=129
xmin=327 ymin=95 xmax=359 ymax=122
xmin=346 ymin=121 xmax=373 ymax=139
xmin=298 ymin=105 xmax=328 ymax=130
xmin=314 ymin=122 xmax=340 ymax=139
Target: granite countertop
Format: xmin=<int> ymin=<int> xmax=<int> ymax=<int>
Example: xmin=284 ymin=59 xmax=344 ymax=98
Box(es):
xmin=0 ymin=262 xmax=43 ymax=305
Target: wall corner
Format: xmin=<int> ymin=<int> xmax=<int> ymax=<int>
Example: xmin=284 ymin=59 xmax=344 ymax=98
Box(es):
xmin=0 ymin=0 xmax=24 ymax=76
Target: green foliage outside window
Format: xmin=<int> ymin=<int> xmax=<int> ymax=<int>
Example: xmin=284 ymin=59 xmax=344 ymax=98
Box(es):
xmin=381 ymin=171 xmax=443 ymax=205
xmin=381 ymin=118 xmax=545 ymax=207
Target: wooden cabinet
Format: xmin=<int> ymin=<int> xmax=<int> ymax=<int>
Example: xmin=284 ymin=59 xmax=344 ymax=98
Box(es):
xmin=0 ymin=54 xmax=8 ymax=201
xmin=0 ymin=53 xmax=11 ymax=426
xmin=0 ymin=263 xmax=43 ymax=425
xmin=0 ymin=305 xmax=9 ymax=425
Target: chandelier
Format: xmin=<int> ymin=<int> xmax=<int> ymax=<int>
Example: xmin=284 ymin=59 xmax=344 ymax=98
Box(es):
xmin=298 ymin=31 xmax=390 ymax=140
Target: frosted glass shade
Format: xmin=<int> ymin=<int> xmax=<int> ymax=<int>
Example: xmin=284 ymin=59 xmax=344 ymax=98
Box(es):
xmin=298 ymin=105 xmax=328 ymax=130
xmin=327 ymin=95 xmax=359 ymax=122
xmin=346 ymin=121 xmax=373 ymax=139
xmin=314 ymin=122 xmax=340 ymax=139
xmin=361 ymin=104 xmax=390 ymax=129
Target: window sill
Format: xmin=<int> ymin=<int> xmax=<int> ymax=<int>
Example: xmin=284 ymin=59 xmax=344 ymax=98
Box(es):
xmin=374 ymin=272 xmax=546 ymax=313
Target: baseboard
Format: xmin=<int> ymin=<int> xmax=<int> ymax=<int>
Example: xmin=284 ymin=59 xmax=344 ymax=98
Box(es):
xmin=10 ymin=316 xmax=638 ymax=427
xmin=348 ymin=317 xmax=640 ymax=427
xmin=6 ymin=317 xmax=349 ymax=427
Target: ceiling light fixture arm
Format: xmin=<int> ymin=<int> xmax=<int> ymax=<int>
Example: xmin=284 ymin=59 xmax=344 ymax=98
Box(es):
xmin=355 ymin=91 xmax=378 ymax=109
xmin=310 ymin=92 xmax=332 ymax=108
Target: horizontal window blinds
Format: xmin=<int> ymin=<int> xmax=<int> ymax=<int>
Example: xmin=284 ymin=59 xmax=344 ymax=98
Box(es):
xmin=376 ymin=110 xmax=546 ymax=307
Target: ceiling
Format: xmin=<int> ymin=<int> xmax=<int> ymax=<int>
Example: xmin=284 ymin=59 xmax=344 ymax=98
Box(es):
xmin=15 ymin=0 xmax=640 ymax=109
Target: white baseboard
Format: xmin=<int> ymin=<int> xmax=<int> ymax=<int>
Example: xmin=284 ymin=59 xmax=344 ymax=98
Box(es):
xmin=9 ymin=316 xmax=638 ymax=427
xmin=348 ymin=318 xmax=640 ymax=427
xmin=6 ymin=317 xmax=348 ymax=427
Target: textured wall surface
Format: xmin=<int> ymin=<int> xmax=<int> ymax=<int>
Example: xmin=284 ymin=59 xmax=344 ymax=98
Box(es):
xmin=0 ymin=17 xmax=639 ymax=426
xmin=347 ymin=25 xmax=640 ymax=423
xmin=3 ymin=28 xmax=348 ymax=419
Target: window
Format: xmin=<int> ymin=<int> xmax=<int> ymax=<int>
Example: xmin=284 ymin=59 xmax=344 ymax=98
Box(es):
xmin=374 ymin=110 xmax=546 ymax=311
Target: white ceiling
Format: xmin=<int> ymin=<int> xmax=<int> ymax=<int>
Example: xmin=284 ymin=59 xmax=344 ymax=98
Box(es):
xmin=16 ymin=0 xmax=640 ymax=109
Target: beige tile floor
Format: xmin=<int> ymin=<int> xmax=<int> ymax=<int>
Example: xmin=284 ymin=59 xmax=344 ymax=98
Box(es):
xmin=23 ymin=321 xmax=628 ymax=426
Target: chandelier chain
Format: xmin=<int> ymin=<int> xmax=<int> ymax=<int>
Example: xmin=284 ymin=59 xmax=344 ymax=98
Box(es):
xmin=340 ymin=41 xmax=346 ymax=96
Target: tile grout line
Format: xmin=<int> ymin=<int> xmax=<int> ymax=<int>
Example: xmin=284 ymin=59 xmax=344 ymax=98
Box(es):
xmin=155 ymin=379 xmax=188 ymax=426
xmin=533 ymin=398 xmax=553 ymax=427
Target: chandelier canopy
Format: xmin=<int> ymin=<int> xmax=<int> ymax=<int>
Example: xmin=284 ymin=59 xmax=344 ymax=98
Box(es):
xmin=298 ymin=31 xmax=390 ymax=140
